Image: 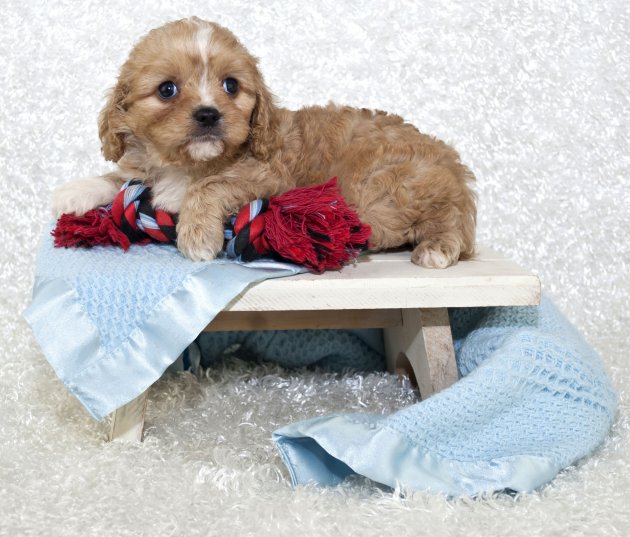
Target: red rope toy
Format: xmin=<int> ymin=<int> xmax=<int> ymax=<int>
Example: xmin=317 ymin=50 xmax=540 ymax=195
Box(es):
xmin=53 ymin=178 xmax=371 ymax=273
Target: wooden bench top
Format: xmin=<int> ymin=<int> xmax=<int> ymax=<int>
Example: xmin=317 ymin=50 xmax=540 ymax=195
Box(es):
xmin=221 ymin=245 xmax=541 ymax=312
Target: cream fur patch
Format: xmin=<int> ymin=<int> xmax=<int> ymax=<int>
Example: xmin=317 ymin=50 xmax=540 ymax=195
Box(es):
xmin=196 ymin=26 xmax=215 ymax=105
xmin=151 ymin=170 xmax=192 ymax=213
xmin=187 ymin=139 xmax=224 ymax=161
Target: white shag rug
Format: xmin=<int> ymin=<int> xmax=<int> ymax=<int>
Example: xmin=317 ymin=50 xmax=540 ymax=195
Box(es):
xmin=1 ymin=1 xmax=629 ymax=535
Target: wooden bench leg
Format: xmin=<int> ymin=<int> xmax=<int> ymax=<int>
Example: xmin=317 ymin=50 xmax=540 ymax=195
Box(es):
xmin=109 ymin=390 xmax=149 ymax=442
xmin=383 ymin=308 xmax=458 ymax=400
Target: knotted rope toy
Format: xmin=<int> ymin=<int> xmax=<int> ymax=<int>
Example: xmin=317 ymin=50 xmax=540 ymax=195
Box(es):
xmin=53 ymin=178 xmax=371 ymax=272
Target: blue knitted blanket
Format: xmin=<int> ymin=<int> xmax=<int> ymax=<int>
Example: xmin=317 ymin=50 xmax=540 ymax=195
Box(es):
xmin=24 ymin=229 xmax=301 ymax=420
xmin=25 ymin=231 xmax=617 ymax=495
xmin=273 ymin=297 xmax=617 ymax=495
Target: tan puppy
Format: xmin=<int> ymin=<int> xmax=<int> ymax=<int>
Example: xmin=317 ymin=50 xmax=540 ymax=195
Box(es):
xmin=53 ymin=17 xmax=476 ymax=268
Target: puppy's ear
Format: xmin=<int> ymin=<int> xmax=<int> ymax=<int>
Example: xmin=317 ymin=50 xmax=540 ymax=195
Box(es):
xmin=249 ymin=82 xmax=281 ymax=160
xmin=98 ymin=81 xmax=129 ymax=162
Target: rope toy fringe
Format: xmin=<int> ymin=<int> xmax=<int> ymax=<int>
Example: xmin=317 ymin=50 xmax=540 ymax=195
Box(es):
xmin=53 ymin=177 xmax=371 ymax=272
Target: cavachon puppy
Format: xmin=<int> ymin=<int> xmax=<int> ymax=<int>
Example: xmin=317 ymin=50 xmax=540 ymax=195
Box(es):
xmin=53 ymin=17 xmax=476 ymax=268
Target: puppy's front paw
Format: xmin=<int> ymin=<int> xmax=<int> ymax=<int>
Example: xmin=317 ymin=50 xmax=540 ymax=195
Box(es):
xmin=52 ymin=177 xmax=120 ymax=218
xmin=176 ymin=220 xmax=225 ymax=261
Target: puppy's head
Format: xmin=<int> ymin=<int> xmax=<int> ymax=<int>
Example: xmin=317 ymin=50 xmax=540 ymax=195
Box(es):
xmin=99 ymin=18 xmax=279 ymax=167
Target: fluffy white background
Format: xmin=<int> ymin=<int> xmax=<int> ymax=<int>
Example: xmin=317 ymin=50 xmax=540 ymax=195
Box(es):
xmin=1 ymin=1 xmax=629 ymax=535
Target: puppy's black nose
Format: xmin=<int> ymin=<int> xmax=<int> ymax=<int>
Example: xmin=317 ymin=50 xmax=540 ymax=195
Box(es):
xmin=193 ymin=106 xmax=222 ymax=128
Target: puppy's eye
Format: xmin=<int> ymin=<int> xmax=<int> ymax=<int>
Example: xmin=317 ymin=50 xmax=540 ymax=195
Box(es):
xmin=222 ymin=78 xmax=238 ymax=95
xmin=158 ymin=81 xmax=179 ymax=99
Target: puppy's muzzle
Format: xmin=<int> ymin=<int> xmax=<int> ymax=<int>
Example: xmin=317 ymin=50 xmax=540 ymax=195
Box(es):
xmin=193 ymin=106 xmax=222 ymax=129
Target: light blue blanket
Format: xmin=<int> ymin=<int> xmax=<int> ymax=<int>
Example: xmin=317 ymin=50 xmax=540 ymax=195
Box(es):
xmin=24 ymin=228 xmax=301 ymax=420
xmin=25 ymin=231 xmax=617 ymax=495
xmin=273 ymin=297 xmax=617 ymax=495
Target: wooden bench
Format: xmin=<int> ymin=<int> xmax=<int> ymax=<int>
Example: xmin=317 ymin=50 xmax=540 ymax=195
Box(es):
xmin=109 ymin=246 xmax=541 ymax=441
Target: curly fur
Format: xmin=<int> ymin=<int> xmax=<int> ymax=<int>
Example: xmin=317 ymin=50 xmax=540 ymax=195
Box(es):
xmin=53 ymin=17 xmax=476 ymax=268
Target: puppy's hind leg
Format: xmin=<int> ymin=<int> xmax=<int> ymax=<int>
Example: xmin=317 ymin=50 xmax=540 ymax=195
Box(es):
xmin=348 ymin=162 xmax=475 ymax=268
xmin=408 ymin=166 xmax=476 ymax=269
